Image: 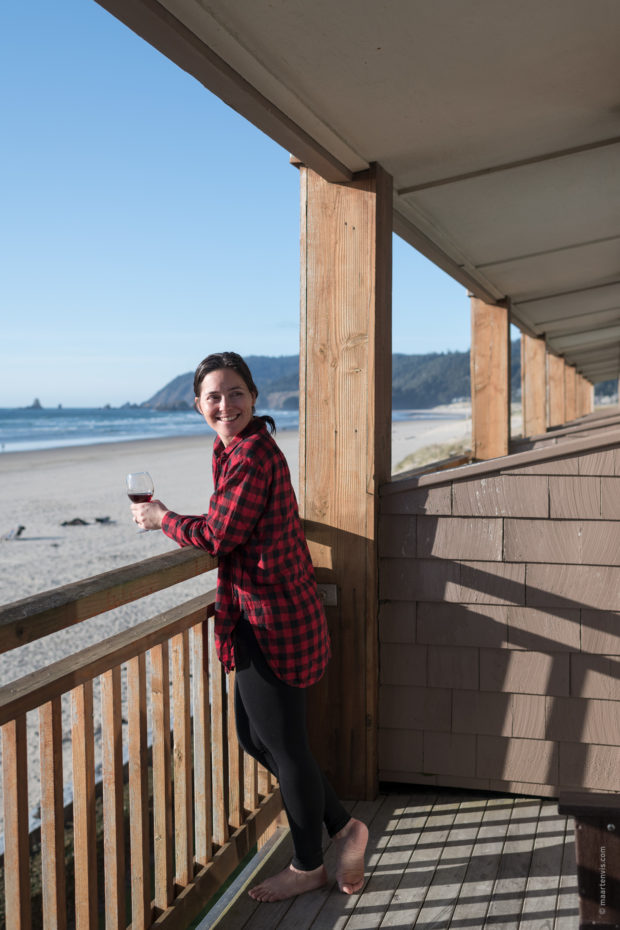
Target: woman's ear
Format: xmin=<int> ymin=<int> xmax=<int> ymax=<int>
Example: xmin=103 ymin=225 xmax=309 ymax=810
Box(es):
xmin=194 ymin=396 xmax=203 ymax=415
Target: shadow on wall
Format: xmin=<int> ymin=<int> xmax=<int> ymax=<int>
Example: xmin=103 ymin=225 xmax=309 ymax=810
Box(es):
xmin=378 ymin=477 xmax=620 ymax=794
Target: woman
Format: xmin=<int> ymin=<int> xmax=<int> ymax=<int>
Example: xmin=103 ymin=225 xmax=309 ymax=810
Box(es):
xmin=130 ymin=351 xmax=368 ymax=902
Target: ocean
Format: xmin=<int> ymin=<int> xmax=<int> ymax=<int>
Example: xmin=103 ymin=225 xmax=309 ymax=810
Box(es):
xmin=0 ymin=406 xmax=467 ymax=453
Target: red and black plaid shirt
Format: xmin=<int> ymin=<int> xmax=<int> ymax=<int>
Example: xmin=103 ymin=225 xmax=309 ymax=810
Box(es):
xmin=161 ymin=418 xmax=331 ymax=687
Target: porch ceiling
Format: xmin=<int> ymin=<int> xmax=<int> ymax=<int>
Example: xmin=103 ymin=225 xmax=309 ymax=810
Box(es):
xmin=100 ymin=0 xmax=620 ymax=382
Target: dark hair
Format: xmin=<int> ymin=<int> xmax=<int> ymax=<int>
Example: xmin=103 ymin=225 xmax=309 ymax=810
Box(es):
xmin=193 ymin=351 xmax=276 ymax=433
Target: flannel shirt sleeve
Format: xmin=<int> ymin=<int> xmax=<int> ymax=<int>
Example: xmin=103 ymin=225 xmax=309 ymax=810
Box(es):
xmin=161 ymin=455 xmax=269 ymax=556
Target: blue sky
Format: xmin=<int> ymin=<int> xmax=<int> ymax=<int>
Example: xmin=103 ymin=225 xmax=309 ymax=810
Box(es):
xmin=2 ymin=0 xmax=474 ymax=408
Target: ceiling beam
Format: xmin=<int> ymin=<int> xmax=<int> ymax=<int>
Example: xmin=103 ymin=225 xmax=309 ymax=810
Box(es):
xmin=582 ymin=368 xmax=619 ymax=382
xmin=95 ymin=0 xmax=354 ymax=183
xmin=477 ymin=235 xmax=620 ymax=271
xmin=573 ymin=364 xmax=617 ymax=378
xmin=534 ymin=305 xmax=620 ymax=333
xmin=397 ymin=136 xmax=620 ymax=195
xmin=504 ymin=306 xmax=540 ymax=339
xmin=544 ymin=316 xmax=620 ymax=341
xmin=393 ymin=210 xmax=506 ymax=308
xmin=569 ymin=346 xmax=620 ymax=362
xmin=552 ymin=324 xmax=620 ymax=352
xmin=515 ymin=279 xmax=620 ymax=307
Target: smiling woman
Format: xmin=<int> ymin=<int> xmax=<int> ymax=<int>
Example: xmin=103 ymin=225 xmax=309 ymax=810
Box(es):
xmin=128 ymin=349 xmax=369 ymax=902
xmin=194 ymin=355 xmax=259 ymax=446
xmin=192 ymin=350 xmax=278 ymax=442
xmin=197 ymin=369 xmax=255 ymax=443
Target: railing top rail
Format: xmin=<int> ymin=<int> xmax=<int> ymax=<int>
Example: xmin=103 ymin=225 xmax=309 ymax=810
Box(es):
xmin=0 ymin=521 xmax=330 ymax=659
xmin=0 ymin=546 xmax=216 ymax=655
xmin=0 ymin=591 xmax=216 ymax=725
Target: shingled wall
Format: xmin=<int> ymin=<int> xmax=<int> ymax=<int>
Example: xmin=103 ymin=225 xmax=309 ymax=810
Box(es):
xmin=378 ymin=419 xmax=620 ymax=797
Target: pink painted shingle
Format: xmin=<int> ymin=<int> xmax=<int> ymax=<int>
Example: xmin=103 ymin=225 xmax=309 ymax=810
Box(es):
xmin=452 ymin=689 xmax=512 ymax=737
xmin=480 ymin=649 xmax=569 ymax=696
xmin=417 ymin=602 xmax=509 ymax=648
xmin=527 ymin=564 xmax=620 ymax=611
xmin=453 ymin=475 xmax=548 ymax=518
xmin=560 ymin=742 xmax=620 ymax=791
xmin=417 ymin=516 xmax=503 ymax=560
xmin=379 ymin=601 xmax=416 ymax=644
xmin=459 ymin=561 xmax=525 ymax=605
xmin=379 ymin=684 xmax=451 ymax=731
xmin=507 ymin=606 xmax=581 ymax=652
xmin=478 ymin=735 xmax=558 ymax=783
xmin=381 ymin=484 xmax=452 ymax=515
xmin=549 ymin=476 xmax=600 ymax=518
xmin=428 ymin=645 xmax=479 ymax=690
xmin=581 ymin=609 xmax=620 ymax=654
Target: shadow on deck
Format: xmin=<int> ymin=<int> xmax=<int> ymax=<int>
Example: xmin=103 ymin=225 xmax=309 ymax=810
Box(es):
xmin=200 ymin=786 xmax=578 ymax=929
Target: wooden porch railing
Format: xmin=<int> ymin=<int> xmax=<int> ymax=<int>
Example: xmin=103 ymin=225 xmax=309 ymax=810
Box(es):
xmin=0 ymin=547 xmax=284 ymax=929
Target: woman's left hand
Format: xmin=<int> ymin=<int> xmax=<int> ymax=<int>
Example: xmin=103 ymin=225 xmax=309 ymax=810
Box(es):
xmin=130 ymin=499 xmax=168 ymax=531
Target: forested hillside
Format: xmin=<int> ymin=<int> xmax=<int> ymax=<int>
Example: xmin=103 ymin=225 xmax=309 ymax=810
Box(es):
xmin=144 ymin=344 xmax=613 ymax=410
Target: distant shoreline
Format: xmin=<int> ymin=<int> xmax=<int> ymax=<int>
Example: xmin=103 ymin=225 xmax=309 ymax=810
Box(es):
xmin=0 ymin=403 xmax=471 ymax=455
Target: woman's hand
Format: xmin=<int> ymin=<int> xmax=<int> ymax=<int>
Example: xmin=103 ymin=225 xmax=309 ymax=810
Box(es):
xmin=130 ymin=499 xmax=168 ymax=531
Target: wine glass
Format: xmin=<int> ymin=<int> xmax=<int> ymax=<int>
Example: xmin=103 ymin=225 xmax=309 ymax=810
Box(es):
xmin=126 ymin=472 xmax=154 ymax=533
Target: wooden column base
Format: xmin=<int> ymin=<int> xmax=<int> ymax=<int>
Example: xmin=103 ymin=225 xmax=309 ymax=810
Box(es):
xmin=559 ymin=792 xmax=620 ymax=929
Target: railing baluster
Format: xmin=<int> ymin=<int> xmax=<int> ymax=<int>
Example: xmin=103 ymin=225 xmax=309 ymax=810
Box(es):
xmin=244 ymin=753 xmax=258 ymax=814
xmin=101 ymin=667 xmax=125 ymax=930
xmin=258 ymin=764 xmax=272 ymax=798
xmin=151 ymin=642 xmax=174 ymax=910
xmin=39 ymin=697 xmax=67 ymax=930
xmin=127 ymin=655 xmax=150 ymax=930
xmin=0 ymin=538 xmax=296 ymax=929
xmin=209 ymin=621 xmax=229 ymax=847
xmin=71 ymin=682 xmax=97 ymax=930
xmin=2 ymin=715 xmax=31 ymax=930
xmin=191 ymin=621 xmax=213 ymax=866
xmin=171 ymin=631 xmax=193 ymax=886
xmin=227 ymin=671 xmax=244 ymax=829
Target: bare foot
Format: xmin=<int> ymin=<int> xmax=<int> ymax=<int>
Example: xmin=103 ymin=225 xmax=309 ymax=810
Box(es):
xmin=248 ymin=863 xmax=328 ymax=902
xmin=334 ymin=817 xmax=368 ymax=894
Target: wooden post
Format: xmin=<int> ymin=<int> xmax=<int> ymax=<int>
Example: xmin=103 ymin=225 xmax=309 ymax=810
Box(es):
xmin=521 ymin=333 xmax=547 ymax=437
xmin=565 ymin=363 xmax=578 ymax=422
xmin=559 ymin=792 xmax=620 ymax=929
xmin=470 ymin=297 xmax=510 ymax=459
xmin=577 ymin=374 xmax=594 ymax=418
xmin=548 ymin=353 xmax=566 ymax=427
xmin=576 ymin=373 xmax=586 ymax=418
xmin=2 ymin=717 xmax=31 ymax=930
xmin=299 ymin=163 xmax=392 ymax=800
xmin=575 ymin=373 xmax=583 ymax=418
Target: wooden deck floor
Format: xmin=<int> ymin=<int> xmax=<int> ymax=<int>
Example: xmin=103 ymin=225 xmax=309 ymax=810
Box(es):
xmin=201 ymin=787 xmax=579 ymax=929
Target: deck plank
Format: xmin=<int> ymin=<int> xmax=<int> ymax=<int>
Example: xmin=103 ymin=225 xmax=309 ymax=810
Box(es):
xmin=200 ymin=789 xmax=579 ymax=930
xmin=412 ymin=793 xmax=488 ymax=929
xmin=518 ymin=801 xmax=566 ymax=930
xmin=553 ymin=816 xmax=579 ymax=929
xmin=209 ymin=827 xmax=293 ymax=929
xmin=449 ymin=794 xmax=514 ymax=927
xmin=484 ymin=797 xmax=541 ymax=930
xmin=395 ymin=792 xmax=473 ymax=929
xmin=275 ymin=797 xmax=384 ymax=930
xmin=377 ymin=790 xmax=441 ymax=927
xmin=339 ymin=792 xmax=435 ymax=929
xmin=309 ymin=795 xmax=408 ymax=930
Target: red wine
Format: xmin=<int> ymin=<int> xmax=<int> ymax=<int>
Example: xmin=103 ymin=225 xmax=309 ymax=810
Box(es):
xmin=128 ymin=492 xmax=153 ymax=503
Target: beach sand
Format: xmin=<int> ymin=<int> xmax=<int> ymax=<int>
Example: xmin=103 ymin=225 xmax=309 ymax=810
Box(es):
xmin=0 ymin=410 xmax=470 ymax=837
xmin=0 ymin=410 xmax=471 ymax=613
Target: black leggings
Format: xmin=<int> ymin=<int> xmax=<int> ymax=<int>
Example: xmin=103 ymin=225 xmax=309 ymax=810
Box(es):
xmin=233 ymin=619 xmax=350 ymax=870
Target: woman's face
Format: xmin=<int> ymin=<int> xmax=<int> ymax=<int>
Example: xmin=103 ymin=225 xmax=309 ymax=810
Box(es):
xmin=195 ymin=368 xmax=257 ymax=446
